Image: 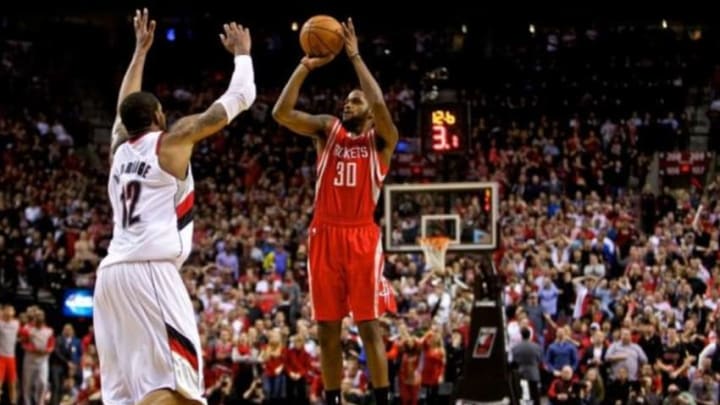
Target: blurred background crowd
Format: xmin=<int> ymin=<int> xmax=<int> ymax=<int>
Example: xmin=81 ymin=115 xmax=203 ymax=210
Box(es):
xmin=2 ymin=7 xmax=720 ymax=405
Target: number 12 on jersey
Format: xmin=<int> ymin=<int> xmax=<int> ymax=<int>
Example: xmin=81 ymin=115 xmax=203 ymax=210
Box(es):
xmin=120 ymin=180 xmax=142 ymax=228
xmin=333 ymin=161 xmax=357 ymax=187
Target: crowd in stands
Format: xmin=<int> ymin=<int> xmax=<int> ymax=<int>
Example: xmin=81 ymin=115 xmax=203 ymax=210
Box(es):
xmin=2 ymin=14 xmax=720 ymax=405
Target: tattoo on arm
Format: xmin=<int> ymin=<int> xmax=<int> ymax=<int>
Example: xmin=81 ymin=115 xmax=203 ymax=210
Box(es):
xmin=169 ymin=103 xmax=229 ymax=144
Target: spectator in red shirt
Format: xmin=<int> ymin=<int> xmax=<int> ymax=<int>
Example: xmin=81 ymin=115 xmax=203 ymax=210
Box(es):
xmin=76 ymin=373 xmax=101 ymax=405
xmin=0 ymin=304 xmax=20 ymax=405
xmin=80 ymin=325 xmax=94 ymax=355
xmin=343 ymin=356 xmax=368 ymax=394
xmin=342 ymin=356 xmax=368 ymax=404
xmin=547 ymin=365 xmax=577 ymax=404
xmin=397 ymin=328 xmax=422 ymax=405
xmin=214 ymin=328 xmax=234 ymax=367
xmin=421 ymin=326 xmax=446 ymax=404
xmin=308 ymin=350 xmax=324 ymax=405
xmin=21 ymin=308 xmax=55 ymax=405
xmin=260 ymin=329 xmax=286 ymax=402
xmin=285 ymin=334 xmax=311 ymax=404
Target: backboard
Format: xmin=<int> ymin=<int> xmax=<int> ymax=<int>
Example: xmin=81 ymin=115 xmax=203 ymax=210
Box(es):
xmin=383 ymin=182 xmax=499 ymax=252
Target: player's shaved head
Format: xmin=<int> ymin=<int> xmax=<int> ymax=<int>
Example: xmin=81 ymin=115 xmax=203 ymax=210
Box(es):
xmin=120 ymin=91 xmax=162 ymax=135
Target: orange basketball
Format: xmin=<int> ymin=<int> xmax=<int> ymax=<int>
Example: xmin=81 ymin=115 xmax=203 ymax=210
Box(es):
xmin=299 ymin=15 xmax=344 ymax=57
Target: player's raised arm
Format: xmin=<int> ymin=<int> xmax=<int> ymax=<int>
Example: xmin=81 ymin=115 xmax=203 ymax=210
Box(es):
xmin=272 ymin=56 xmax=336 ymax=139
xmin=167 ymin=22 xmax=255 ymax=144
xmin=111 ymin=8 xmax=156 ymax=157
xmin=159 ymin=22 xmax=256 ymax=178
xmin=342 ymin=18 xmax=399 ymax=159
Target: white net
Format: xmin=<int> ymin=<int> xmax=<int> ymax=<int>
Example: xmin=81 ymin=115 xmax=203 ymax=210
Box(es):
xmin=419 ymin=236 xmax=451 ymax=273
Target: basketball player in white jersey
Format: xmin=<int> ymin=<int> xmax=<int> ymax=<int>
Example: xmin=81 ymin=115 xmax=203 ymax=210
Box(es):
xmin=0 ymin=305 xmax=19 ymax=405
xmin=93 ymin=9 xmax=255 ymax=405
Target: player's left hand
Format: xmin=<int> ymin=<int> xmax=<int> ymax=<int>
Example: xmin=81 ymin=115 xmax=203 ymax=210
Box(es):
xmin=341 ymin=17 xmax=359 ymax=58
xmin=133 ymin=8 xmax=156 ymax=55
xmin=220 ymin=22 xmax=251 ymax=56
xmin=301 ymin=54 xmax=335 ymax=71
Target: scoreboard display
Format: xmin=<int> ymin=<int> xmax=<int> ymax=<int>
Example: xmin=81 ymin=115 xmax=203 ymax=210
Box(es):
xmin=658 ymin=151 xmax=713 ymax=189
xmin=420 ymin=102 xmax=470 ymax=154
xmin=658 ymin=152 xmax=713 ymax=176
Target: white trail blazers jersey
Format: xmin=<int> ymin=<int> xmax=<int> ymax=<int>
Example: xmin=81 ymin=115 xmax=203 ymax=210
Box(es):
xmin=101 ymin=131 xmax=194 ymax=269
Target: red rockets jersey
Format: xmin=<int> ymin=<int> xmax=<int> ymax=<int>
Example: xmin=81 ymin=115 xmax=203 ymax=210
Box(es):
xmin=313 ymin=119 xmax=388 ymax=224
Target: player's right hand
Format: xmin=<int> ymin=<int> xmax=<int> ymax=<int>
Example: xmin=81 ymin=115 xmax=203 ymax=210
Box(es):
xmin=133 ymin=8 xmax=156 ymax=55
xmin=220 ymin=22 xmax=251 ymax=56
xmin=300 ymin=54 xmax=335 ymax=71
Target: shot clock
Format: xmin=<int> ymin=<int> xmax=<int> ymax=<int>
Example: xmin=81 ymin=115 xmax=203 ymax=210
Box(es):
xmin=420 ymin=102 xmax=469 ymax=154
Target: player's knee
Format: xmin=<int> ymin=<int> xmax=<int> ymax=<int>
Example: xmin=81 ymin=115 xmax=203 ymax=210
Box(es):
xmin=317 ymin=321 xmax=342 ymax=349
xmin=357 ymin=320 xmax=382 ymax=345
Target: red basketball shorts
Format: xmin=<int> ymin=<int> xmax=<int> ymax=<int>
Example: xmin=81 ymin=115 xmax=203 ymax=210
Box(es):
xmin=307 ymin=220 xmax=396 ymax=322
xmin=0 ymin=355 xmax=17 ymax=384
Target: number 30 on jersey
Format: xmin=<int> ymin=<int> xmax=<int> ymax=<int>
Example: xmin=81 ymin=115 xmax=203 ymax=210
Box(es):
xmin=333 ymin=161 xmax=357 ymax=187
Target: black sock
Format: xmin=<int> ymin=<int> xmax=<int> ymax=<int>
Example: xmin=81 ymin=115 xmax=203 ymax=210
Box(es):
xmin=373 ymin=386 xmax=389 ymax=405
xmin=325 ymin=389 xmax=341 ymax=405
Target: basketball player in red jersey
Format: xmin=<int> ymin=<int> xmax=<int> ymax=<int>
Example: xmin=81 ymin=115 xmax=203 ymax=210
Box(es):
xmin=272 ymin=18 xmax=398 ymax=405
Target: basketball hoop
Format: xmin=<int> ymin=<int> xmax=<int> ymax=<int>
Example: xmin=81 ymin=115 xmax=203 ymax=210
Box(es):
xmin=419 ymin=236 xmax=451 ymax=273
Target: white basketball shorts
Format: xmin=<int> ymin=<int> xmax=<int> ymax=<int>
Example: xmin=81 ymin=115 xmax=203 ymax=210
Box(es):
xmin=93 ymin=261 xmax=206 ymax=404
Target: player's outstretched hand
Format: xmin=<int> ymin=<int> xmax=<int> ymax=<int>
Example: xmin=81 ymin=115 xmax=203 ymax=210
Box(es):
xmin=133 ymin=8 xmax=156 ymax=55
xmin=220 ymin=22 xmax=251 ymax=56
xmin=300 ymin=54 xmax=335 ymax=71
xmin=341 ymin=17 xmax=359 ymax=58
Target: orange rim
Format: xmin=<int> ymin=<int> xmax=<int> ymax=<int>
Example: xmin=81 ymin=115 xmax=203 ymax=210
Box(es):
xmin=419 ymin=236 xmax=451 ymax=252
